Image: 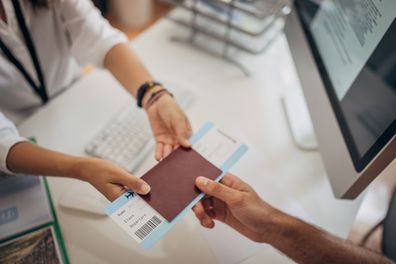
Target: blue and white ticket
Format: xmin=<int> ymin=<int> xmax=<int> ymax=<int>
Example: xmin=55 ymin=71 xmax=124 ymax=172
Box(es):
xmin=105 ymin=122 xmax=248 ymax=249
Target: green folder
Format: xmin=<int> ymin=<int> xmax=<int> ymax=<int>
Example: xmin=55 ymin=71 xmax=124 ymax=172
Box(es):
xmin=0 ymin=176 xmax=69 ymax=264
xmin=0 ymin=138 xmax=69 ymax=263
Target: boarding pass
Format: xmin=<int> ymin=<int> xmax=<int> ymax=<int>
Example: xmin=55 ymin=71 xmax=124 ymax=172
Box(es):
xmin=105 ymin=122 xmax=248 ymax=249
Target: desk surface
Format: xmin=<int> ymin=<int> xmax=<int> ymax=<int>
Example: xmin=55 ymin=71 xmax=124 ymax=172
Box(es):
xmin=17 ymin=16 xmax=364 ymax=264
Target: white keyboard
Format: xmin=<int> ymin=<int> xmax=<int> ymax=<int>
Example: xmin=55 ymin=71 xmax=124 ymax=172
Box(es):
xmin=85 ymin=89 xmax=194 ymax=172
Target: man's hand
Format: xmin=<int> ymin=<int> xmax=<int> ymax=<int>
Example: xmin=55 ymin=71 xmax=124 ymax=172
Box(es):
xmin=192 ymin=173 xmax=281 ymax=242
xmin=77 ymin=158 xmax=151 ymax=201
xmin=146 ymin=94 xmax=192 ymax=161
xmin=193 ymin=174 xmax=395 ymax=264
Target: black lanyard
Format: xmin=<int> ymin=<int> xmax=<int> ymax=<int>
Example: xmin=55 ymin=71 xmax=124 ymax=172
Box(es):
xmin=0 ymin=0 xmax=48 ymax=104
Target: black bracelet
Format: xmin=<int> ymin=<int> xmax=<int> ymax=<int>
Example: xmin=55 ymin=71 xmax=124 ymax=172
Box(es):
xmin=137 ymin=81 xmax=162 ymax=108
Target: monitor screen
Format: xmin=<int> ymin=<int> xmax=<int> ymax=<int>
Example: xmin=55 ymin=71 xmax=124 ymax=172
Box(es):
xmin=295 ymin=0 xmax=396 ymax=172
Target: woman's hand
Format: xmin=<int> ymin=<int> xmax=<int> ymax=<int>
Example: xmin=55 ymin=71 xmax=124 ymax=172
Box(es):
xmin=192 ymin=173 xmax=282 ymax=243
xmin=77 ymin=157 xmax=151 ymax=201
xmin=6 ymin=142 xmax=150 ymax=202
xmin=103 ymin=44 xmax=192 ymax=160
xmin=146 ymin=94 xmax=192 ymax=161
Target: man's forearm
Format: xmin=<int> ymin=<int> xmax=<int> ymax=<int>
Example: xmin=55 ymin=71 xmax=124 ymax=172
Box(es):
xmin=6 ymin=141 xmax=87 ymax=180
xmin=104 ymin=43 xmax=154 ymax=99
xmin=267 ymin=213 xmax=393 ymax=264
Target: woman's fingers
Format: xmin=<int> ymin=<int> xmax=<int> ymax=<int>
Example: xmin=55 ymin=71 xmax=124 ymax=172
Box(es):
xmin=163 ymin=144 xmax=173 ymax=158
xmin=120 ymin=173 xmax=151 ymax=195
xmin=172 ymin=117 xmax=192 ymax=148
xmin=103 ymin=184 xmax=127 ymax=202
xmin=155 ymin=142 xmax=164 ymax=161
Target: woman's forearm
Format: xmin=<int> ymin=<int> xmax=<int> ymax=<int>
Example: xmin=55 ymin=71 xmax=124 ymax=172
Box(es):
xmin=5 ymin=141 xmax=151 ymax=200
xmin=104 ymin=43 xmax=154 ymax=98
xmin=6 ymin=141 xmax=86 ymax=180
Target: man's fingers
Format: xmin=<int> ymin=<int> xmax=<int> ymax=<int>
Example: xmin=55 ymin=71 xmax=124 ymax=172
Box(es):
xmin=193 ymin=202 xmax=214 ymax=228
xmin=192 ymin=202 xmax=207 ymax=221
xmin=196 ymin=176 xmax=241 ymax=206
xmin=220 ymin=173 xmax=251 ymax=192
xmin=202 ymin=197 xmax=215 ymax=218
xmin=121 ymin=174 xmax=151 ymax=195
xmin=202 ymin=217 xmax=215 ymax=228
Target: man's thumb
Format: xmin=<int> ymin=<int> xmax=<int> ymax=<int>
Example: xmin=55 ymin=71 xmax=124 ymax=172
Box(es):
xmin=195 ymin=176 xmax=237 ymax=202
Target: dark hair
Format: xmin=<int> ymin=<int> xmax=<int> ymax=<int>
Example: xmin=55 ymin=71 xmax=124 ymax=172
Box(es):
xmin=29 ymin=0 xmax=51 ymax=8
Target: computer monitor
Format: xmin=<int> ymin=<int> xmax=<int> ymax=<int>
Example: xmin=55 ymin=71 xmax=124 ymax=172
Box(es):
xmin=284 ymin=0 xmax=396 ymax=199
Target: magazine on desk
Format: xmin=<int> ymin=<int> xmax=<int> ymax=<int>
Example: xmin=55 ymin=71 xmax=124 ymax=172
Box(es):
xmin=0 ymin=173 xmax=68 ymax=263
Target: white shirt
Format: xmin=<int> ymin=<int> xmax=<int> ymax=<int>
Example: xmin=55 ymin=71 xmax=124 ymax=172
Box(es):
xmin=0 ymin=0 xmax=127 ymax=172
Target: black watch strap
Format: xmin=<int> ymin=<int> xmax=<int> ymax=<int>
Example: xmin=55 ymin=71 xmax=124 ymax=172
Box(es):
xmin=137 ymin=81 xmax=162 ymax=108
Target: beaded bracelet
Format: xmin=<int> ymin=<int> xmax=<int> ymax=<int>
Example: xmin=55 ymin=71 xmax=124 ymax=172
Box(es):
xmin=144 ymin=88 xmax=174 ymax=110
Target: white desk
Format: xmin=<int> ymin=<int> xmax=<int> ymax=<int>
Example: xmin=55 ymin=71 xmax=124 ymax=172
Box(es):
xmin=17 ymin=16 xmax=364 ymax=264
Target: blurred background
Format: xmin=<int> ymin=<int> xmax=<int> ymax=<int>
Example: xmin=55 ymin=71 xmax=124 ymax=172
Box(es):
xmin=92 ymin=0 xmax=172 ymax=40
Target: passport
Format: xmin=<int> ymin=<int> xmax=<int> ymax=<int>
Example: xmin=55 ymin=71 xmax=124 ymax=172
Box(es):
xmin=140 ymin=147 xmax=222 ymax=222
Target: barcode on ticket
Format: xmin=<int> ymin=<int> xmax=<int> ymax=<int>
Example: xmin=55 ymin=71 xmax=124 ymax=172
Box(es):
xmin=135 ymin=216 xmax=162 ymax=240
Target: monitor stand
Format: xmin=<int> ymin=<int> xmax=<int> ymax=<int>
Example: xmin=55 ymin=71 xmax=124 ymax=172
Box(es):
xmin=281 ymin=86 xmax=318 ymax=151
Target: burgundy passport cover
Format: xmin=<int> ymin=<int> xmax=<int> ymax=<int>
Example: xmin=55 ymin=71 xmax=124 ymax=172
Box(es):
xmin=140 ymin=147 xmax=222 ymax=222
